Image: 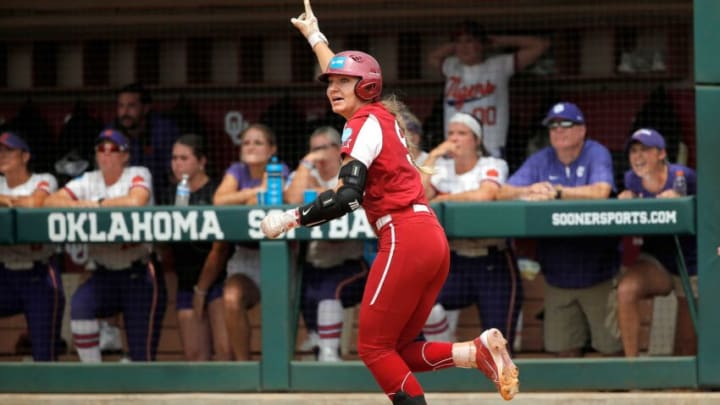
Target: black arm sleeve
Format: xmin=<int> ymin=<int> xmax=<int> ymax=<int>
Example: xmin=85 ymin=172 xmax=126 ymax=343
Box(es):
xmin=298 ymin=160 xmax=367 ymax=227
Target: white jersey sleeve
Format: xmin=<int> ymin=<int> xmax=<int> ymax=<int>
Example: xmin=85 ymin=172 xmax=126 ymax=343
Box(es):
xmin=430 ymin=156 xmax=508 ymax=194
xmin=475 ymin=156 xmax=509 ymax=185
xmin=64 ymin=166 xmax=153 ymax=204
xmin=0 ymin=173 xmax=58 ymax=196
xmin=344 ymin=114 xmax=383 ymax=169
xmin=0 ymin=173 xmax=58 ymax=269
xmin=78 ymin=166 xmax=154 ymax=269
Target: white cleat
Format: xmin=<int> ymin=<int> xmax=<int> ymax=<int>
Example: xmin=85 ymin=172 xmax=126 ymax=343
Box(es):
xmin=474 ymin=328 xmax=519 ymax=400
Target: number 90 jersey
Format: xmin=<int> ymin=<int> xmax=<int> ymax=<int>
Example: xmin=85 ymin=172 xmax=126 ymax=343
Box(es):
xmin=340 ymin=103 xmax=427 ymax=228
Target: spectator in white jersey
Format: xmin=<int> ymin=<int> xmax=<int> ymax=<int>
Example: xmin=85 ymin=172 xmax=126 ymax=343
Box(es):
xmin=44 ymin=129 xmax=167 ymax=362
xmin=419 ymin=113 xmax=521 ymax=348
xmin=0 ymin=131 xmax=64 ymax=361
xmin=285 ymin=126 xmax=367 ymax=362
xmin=429 ymin=21 xmax=549 ymax=157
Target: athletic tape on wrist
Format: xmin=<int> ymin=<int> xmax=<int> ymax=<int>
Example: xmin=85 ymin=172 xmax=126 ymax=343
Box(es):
xmin=308 ymin=31 xmax=328 ymax=48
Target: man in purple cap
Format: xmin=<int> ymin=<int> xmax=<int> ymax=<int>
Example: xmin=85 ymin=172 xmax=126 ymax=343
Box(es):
xmin=498 ymin=101 xmax=622 ymax=357
xmin=0 ymin=131 xmax=64 ymax=361
xmin=616 ymin=128 xmax=697 ymax=357
xmin=45 ymin=128 xmax=166 ymax=363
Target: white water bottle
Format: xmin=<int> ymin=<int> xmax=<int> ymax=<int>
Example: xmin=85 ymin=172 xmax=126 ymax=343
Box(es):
xmin=672 ymin=170 xmax=687 ymax=196
xmin=175 ymin=174 xmax=190 ymax=206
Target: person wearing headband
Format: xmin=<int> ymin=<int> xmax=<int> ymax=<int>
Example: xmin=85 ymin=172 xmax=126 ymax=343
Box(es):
xmin=419 ymin=113 xmax=521 ymax=353
xmin=498 ymin=102 xmax=622 ymax=358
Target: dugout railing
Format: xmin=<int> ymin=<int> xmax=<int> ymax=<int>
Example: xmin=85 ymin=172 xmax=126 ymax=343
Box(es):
xmin=0 ymin=197 xmax=706 ymax=393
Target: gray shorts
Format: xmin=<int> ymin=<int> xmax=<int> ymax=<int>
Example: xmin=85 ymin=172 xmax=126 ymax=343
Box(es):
xmin=544 ymin=278 xmax=622 ymax=354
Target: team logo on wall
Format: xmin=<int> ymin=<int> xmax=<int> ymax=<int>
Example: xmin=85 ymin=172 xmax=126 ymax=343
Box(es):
xmin=225 ymin=111 xmax=248 ymax=145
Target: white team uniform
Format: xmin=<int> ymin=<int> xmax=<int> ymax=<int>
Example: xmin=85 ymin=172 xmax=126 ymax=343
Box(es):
xmin=302 ymin=169 xmax=363 ymax=269
xmin=0 ymin=174 xmax=58 ymax=269
xmin=442 ymin=54 xmax=515 ymax=157
xmin=63 ymin=167 xmax=153 ymax=270
xmin=430 ymin=155 xmax=508 ymax=256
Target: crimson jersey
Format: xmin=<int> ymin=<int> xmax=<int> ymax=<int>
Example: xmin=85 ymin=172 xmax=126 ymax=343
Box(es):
xmin=340 ymin=103 xmax=427 ymax=226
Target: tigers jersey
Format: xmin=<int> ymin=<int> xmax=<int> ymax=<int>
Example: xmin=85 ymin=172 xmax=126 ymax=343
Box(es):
xmin=63 ymin=166 xmax=153 ymax=269
xmin=430 ymin=156 xmax=509 ymax=257
xmin=302 ymin=169 xmax=363 ymax=269
xmin=341 ymin=103 xmax=427 ymax=227
xmin=0 ymin=173 xmax=57 ymax=269
xmin=430 ymin=155 xmax=509 ymax=194
xmin=442 ymin=54 xmax=515 ymax=157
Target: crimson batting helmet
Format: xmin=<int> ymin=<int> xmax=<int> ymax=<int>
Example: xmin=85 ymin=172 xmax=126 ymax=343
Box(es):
xmin=318 ymin=51 xmax=383 ymax=101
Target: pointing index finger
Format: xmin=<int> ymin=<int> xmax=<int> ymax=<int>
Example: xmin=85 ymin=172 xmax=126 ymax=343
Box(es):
xmin=304 ymin=0 xmax=315 ymax=18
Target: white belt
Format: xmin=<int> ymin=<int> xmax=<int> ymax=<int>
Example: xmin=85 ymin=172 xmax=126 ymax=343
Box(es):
xmin=375 ymin=204 xmax=430 ymax=230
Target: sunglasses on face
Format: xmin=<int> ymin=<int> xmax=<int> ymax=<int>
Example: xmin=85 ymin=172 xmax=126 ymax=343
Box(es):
xmin=95 ymin=143 xmax=122 ymax=153
xmin=547 ymin=120 xmax=576 ymax=129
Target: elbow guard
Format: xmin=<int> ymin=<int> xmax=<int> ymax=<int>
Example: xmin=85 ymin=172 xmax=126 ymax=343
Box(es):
xmin=298 ymin=160 xmax=366 ymax=226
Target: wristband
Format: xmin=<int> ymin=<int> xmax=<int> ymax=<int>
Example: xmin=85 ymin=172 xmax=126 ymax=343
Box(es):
xmin=307 ymin=31 xmax=328 ymax=49
xmin=554 ymin=187 xmax=562 ymax=200
xmin=194 ymin=285 xmax=207 ymax=295
xmin=97 ymin=198 xmax=105 ymax=206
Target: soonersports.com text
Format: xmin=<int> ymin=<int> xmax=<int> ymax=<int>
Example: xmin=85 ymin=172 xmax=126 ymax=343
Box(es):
xmin=551 ymin=210 xmax=677 ymax=226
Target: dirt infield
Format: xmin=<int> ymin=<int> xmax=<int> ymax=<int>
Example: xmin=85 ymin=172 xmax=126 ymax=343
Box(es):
xmin=2 ymin=392 xmax=720 ymax=405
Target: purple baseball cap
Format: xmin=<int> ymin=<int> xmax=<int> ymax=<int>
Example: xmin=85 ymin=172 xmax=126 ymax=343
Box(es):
xmin=542 ymin=102 xmax=586 ymax=126
xmin=0 ymin=131 xmax=30 ymax=152
xmin=626 ymin=128 xmax=666 ymax=152
xmin=96 ymin=129 xmax=129 ymax=151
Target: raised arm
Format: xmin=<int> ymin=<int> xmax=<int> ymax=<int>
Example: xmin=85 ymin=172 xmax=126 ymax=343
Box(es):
xmin=428 ymin=42 xmax=456 ymax=73
xmin=489 ymin=35 xmax=550 ymax=71
xmin=291 ymin=0 xmax=335 ymax=73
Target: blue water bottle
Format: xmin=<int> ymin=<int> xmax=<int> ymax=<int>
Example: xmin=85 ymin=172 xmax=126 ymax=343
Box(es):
xmin=265 ymin=156 xmax=284 ymax=205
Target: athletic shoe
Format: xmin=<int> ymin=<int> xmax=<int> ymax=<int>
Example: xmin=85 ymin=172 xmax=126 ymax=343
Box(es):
xmin=318 ymin=346 xmax=341 ymax=362
xmin=474 ymin=328 xmax=519 ymax=400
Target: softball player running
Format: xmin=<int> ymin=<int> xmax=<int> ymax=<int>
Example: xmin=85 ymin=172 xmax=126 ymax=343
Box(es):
xmin=0 ymin=131 xmax=64 ymax=361
xmin=44 ymin=129 xmax=166 ymax=362
xmin=260 ymin=2 xmax=519 ymax=403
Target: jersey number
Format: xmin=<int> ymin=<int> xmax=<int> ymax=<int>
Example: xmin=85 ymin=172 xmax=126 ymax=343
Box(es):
xmin=472 ymin=106 xmax=497 ymax=126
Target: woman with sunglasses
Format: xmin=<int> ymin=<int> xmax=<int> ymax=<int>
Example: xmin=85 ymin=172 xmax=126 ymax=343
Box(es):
xmin=45 ymin=129 xmax=167 ymax=363
xmin=0 ymin=131 xmax=64 ymax=361
xmin=260 ymin=1 xmax=519 ymax=403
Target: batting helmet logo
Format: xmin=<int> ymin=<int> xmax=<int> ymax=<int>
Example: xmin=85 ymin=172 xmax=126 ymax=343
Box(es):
xmin=318 ymin=51 xmax=383 ymax=101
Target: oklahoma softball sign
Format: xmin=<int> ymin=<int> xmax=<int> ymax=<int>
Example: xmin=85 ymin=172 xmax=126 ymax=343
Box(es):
xmin=46 ymin=211 xmax=225 ymax=242
xmin=13 ymin=206 xmax=376 ymax=243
